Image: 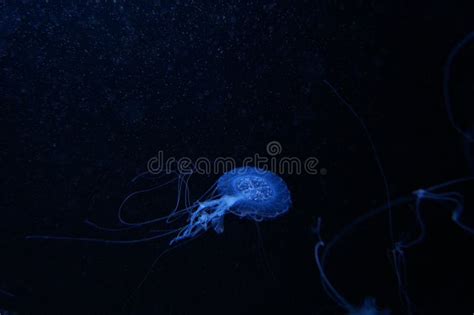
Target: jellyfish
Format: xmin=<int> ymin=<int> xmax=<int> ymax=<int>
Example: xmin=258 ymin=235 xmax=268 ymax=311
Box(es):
xmin=322 ymin=73 xmax=474 ymax=314
xmin=27 ymin=166 xmax=292 ymax=246
xmin=314 ymin=177 xmax=474 ymax=315
xmin=171 ymin=166 xmax=292 ymax=244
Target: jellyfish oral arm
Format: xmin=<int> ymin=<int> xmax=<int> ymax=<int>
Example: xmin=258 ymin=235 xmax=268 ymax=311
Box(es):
xmin=170 ymin=195 xmax=240 ymax=245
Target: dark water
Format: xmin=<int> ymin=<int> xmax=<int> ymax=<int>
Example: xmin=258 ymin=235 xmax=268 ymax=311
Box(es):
xmin=1 ymin=1 xmax=473 ymax=314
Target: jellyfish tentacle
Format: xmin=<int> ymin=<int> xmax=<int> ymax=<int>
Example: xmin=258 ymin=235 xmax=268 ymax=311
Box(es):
xmin=323 ymin=80 xmax=393 ymax=243
xmin=315 ymin=241 xmax=354 ymax=312
xmin=316 ymin=218 xmax=391 ymax=315
xmin=26 ymin=228 xmax=180 ymax=244
xmin=317 ymin=177 xmax=474 ymax=315
xmin=170 ymin=197 xmax=232 ymax=245
xmin=118 ymin=176 xmax=180 ymax=226
xmin=314 ymin=218 xmax=354 ymax=312
xmin=443 ymin=31 xmax=474 ymax=141
xmin=0 ymin=288 xmax=14 ymax=298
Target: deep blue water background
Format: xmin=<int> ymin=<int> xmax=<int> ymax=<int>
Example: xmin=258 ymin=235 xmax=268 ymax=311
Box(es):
xmin=1 ymin=1 xmax=473 ymax=314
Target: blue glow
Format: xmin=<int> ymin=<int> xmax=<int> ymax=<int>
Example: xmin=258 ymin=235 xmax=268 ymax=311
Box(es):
xmin=314 ymin=218 xmax=391 ymax=315
xmin=319 ymin=74 xmax=474 ymax=314
xmin=172 ymin=166 xmax=291 ymax=244
xmin=217 ymin=166 xmax=292 ymax=220
xmin=315 ymin=177 xmax=474 ymax=315
xmin=27 ymin=167 xmax=292 ymax=246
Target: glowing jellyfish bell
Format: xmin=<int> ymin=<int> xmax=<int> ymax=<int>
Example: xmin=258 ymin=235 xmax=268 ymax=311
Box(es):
xmin=28 ymin=167 xmax=291 ymax=245
xmin=25 ymin=166 xmax=291 ymax=306
xmin=171 ymin=166 xmax=292 ymax=244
